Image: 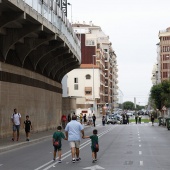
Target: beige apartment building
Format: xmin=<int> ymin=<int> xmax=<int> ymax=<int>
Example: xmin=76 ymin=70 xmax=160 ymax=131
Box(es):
xmin=62 ymin=22 xmax=119 ymax=114
xmin=158 ymin=27 xmax=170 ymax=81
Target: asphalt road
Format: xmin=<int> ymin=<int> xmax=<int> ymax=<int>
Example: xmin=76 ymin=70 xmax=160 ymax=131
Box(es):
xmin=0 ymin=122 xmax=170 ymax=170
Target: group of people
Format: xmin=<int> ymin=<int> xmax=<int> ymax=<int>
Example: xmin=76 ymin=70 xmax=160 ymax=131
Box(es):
xmin=61 ymin=113 xmax=97 ymax=128
xmin=11 ymin=108 xmax=32 ymax=142
xmin=11 ymin=109 xmax=99 ymax=163
xmin=134 ymin=113 xmax=142 ymax=124
xmin=53 ymin=114 xmax=99 ymax=163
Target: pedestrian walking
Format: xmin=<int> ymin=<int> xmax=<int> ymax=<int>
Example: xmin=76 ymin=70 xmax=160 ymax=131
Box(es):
xmin=83 ymin=114 xmax=87 ymax=125
xmin=92 ymin=114 xmax=96 ymax=127
xmin=80 ymin=112 xmax=83 ymax=124
xmin=126 ymin=114 xmax=129 ymax=124
xmin=65 ymin=115 xmax=84 ymax=163
xmin=23 ymin=115 xmax=32 ymax=141
xmin=151 ymin=113 xmax=154 ymax=126
xmin=102 ymin=115 xmax=105 ymax=126
xmin=52 ymin=126 xmax=67 ymax=163
xmin=134 ymin=112 xmax=138 ymax=124
xmin=61 ymin=114 xmax=67 ymax=129
xmin=67 ymin=113 xmax=71 ymax=122
xmin=11 ymin=108 xmax=21 ymax=141
xmin=138 ymin=115 xmax=142 ymax=124
xmin=83 ymin=129 xmax=99 ymax=163
xmin=88 ymin=114 xmax=93 ymax=125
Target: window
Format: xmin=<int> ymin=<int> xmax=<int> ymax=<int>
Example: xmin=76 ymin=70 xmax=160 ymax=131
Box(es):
xmin=74 ymin=84 xmax=78 ymax=90
xmin=85 ymin=87 xmax=92 ymax=95
xmin=86 ymin=74 xmax=91 ymax=79
xmin=74 ymin=78 xmax=78 ymax=83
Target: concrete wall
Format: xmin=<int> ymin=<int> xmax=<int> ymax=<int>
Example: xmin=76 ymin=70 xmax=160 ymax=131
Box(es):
xmin=0 ymin=62 xmax=62 ymax=138
xmin=62 ymin=97 xmax=76 ymax=116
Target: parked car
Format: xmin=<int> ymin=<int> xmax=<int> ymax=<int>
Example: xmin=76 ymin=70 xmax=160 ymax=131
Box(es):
xmin=126 ymin=112 xmax=133 ymax=116
xmin=114 ymin=115 xmax=123 ymax=124
xmin=106 ymin=114 xmax=117 ymax=124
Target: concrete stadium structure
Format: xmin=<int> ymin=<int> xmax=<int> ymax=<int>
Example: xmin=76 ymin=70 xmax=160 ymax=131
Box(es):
xmin=0 ymin=0 xmax=81 ymax=138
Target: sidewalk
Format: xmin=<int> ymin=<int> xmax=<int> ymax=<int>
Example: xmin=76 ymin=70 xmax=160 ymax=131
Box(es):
xmin=0 ymin=128 xmax=56 ymax=153
xmin=0 ymin=118 xmax=101 ymax=153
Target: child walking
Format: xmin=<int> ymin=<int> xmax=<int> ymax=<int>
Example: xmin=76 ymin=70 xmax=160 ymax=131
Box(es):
xmin=23 ymin=115 xmax=32 ymax=141
xmin=83 ymin=129 xmax=99 ymax=163
xmin=52 ymin=126 xmax=67 ymax=163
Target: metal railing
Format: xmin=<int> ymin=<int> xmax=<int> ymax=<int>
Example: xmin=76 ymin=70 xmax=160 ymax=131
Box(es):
xmin=22 ymin=0 xmax=81 ymax=61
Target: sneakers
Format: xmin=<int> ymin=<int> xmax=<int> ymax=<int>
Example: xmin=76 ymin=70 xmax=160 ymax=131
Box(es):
xmin=12 ymin=138 xmax=14 ymax=141
xmin=26 ymin=139 xmax=29 ymax=141
xmin=72 ymin=159 xmax=76 ymax=163
xmin=76 ymin=157 xmax=81 ymax=161
xmin=92 ymin=159 xmax=97 ymax=163
xmin=58 ymin=160 xmax=61 ymax=163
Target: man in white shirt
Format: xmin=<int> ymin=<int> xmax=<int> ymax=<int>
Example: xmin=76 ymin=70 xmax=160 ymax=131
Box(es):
xmin=65 ymin=115 xmax=84 ymax=163
xmin=11 ymin=108 xmax=21 ymax=141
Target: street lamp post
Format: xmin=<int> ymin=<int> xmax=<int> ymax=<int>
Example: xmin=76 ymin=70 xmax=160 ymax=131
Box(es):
xmin=67 ymin=2 xmax=72 ymax=23
xmin=92 ymin=55 xmax=96 ymax=114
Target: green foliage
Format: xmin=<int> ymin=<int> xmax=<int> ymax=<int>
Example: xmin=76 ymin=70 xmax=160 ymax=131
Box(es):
xmin=150 ymin=80 xmax=170 ymax=109
xmin=123 ymin=101 xmax=135 ymax=110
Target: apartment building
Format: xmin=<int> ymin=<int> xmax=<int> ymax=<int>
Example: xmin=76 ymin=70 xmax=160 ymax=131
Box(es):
xmin=62 ymin=22 xmax=119 ymax=115
xmin=158 ymin=27 xmax=170 ymax=81
xmin=151 ymin=43 xmax=161 ymax=85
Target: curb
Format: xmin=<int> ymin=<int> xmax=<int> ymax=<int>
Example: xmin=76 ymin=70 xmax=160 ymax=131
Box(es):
xmin=0 ymin=135 xmax=51 ymax=153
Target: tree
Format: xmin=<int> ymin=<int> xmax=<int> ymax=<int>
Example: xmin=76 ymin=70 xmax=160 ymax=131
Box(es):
xmin=150 ymin=80 xmax=170 ymax=110
xmin=123 ymin=101 xmax=135 ymax=110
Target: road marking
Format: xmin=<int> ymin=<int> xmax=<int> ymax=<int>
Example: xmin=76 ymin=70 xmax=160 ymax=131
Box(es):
xmin=35 ymin=126 xmax=116 ymax=170
xmin=83 ymin=165 xmax=105 ymax=170
xmin=139 ymin=140 xmax=141 ymax=142
xmin=139 ymin=151 xmax=142 ymax=155
xmin=140 ymin=161 xmax=143 ymax=166
xmin=139 ymin=145 xmax=141 ymax=147
xmin=138 ymin=137 xmax=141 ymax=139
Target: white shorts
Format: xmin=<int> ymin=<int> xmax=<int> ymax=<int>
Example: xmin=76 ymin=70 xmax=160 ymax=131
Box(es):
xmin=70 ymin=141 xmax=80 ymax=148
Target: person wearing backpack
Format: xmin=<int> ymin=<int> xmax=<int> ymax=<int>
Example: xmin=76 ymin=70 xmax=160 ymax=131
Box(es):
xmin=52 ymin=126 xmax=67 ymax=163
xmin=82 ymin=129 xmax=99 ymax=163
xmin=11 ymin=108 xmax=21 ymax=141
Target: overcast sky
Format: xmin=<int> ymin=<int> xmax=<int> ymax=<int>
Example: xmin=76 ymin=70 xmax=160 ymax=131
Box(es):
xmin=66 ymin=0 xmax=170 ymax=105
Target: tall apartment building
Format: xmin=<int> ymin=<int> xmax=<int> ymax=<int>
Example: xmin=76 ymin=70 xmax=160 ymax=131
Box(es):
xmin=158 ymin=27 xmax=170 ymax=81
xmin=151 ymin=43 xmax=161 ymax=85
xmin=62 ymin=23 xmax=119 ymax=115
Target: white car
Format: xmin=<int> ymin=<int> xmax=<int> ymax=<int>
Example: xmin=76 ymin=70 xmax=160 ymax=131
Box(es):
xmin=126 ymin=112 xmax=133 ymax=116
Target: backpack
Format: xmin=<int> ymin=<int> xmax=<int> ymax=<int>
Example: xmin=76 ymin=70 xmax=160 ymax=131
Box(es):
xmin=13 ymin=113 xmax=20 ymax=117
xmin=93 ymin=141 xmax=99 ymax=152
xmin=53 ymin=133 xmax=61 ymax=148
xmin=54 ymin=140 xmax=60 ymax=147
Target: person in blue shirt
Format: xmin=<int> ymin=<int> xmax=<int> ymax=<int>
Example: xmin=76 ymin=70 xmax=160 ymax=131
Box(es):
xmin=65 ymin=115 xmax=84 ymax=163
